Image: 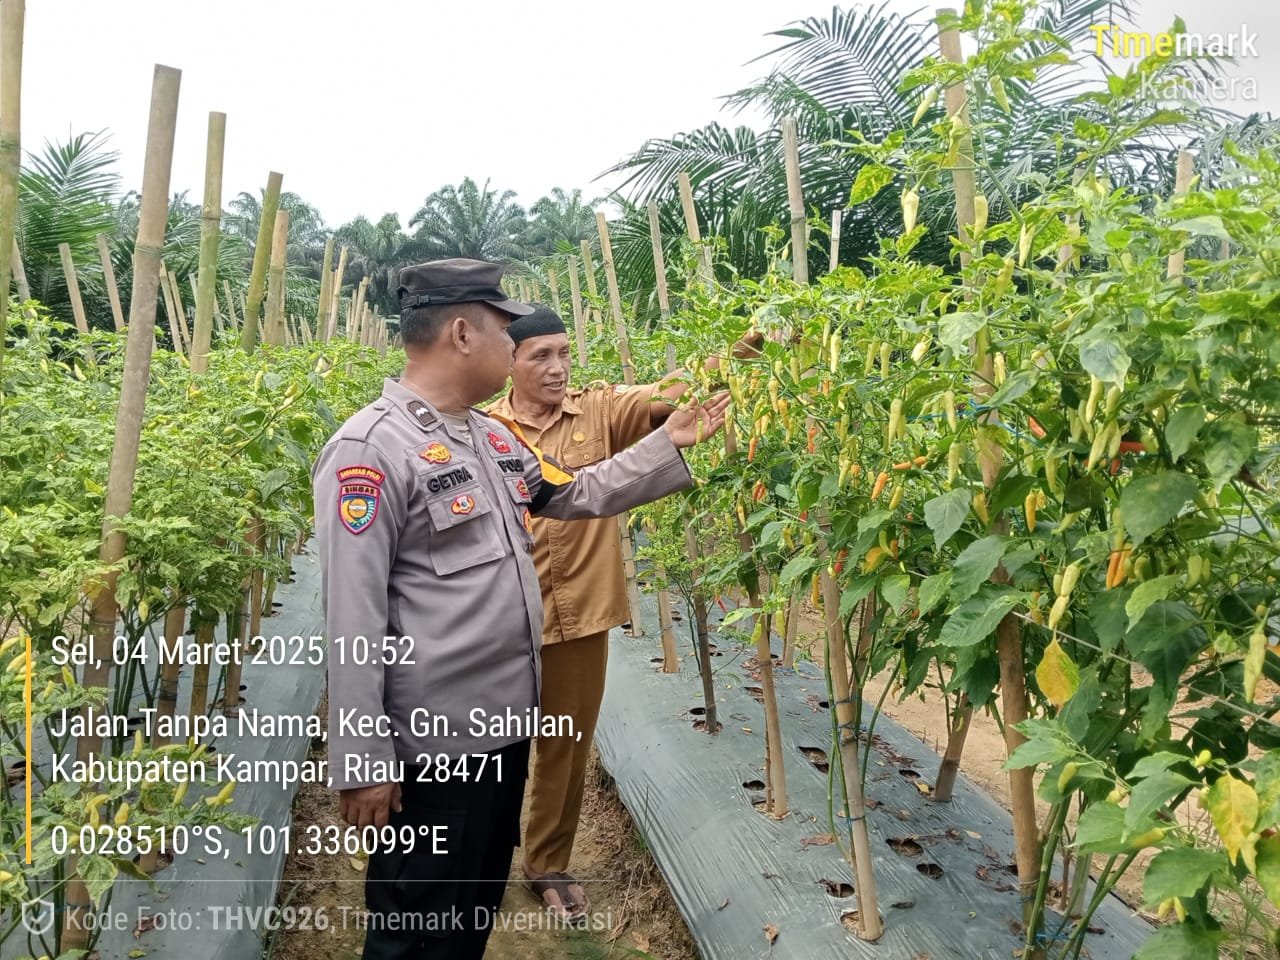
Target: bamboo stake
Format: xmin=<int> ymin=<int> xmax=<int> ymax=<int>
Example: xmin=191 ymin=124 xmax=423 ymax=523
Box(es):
xmin=567 ymin=254 xmax=587 ymax=367
xmin=10 ymin=241 xmax=29 ymax=301
xmin=932 ymin=11 xmax=983 ymax=806
xmin=728 ymin=423 xmax=787 ymax=816
xmin=238 ymin=170 xmax=282 ymax=352
xmin=299 ymin=314 xmax=312 ymax=344
xmin=326 ymin=244 xmax=348 ymax=340
xmin=677 ymin=171 xmax=714 ymax=286
xmin=263 ymin=209 xmax=290 ymax=346
xmin=154 ymin=601 xmax=186 ymax=746
xmin=188 ymin=614 xmax=215 ymax=718
xmin=781 ymin=117 xmax=808 ymax=283
xmin=314 ymin=236 xmax=333 ymax=337
xmin=1167 ymin=150 xmax=1195 ymax=279
xmin=546 ymin=263 xmax=562 ymax=317
xmin=781 ymin=584 xmax=801 ymax=668
xmin=579 ymin=238 xmax=602 ymax=332
xmin=595 ymin=213 xmax=644 ymax=638
xmin=57 ymin=243 xmax=90 ymax=334
xmin=64 ymin=62 xmax=181 ymax=952
xmin=221 ymin=279 xmax=239 ymax=333
xmin=937 ymin=15 xmax=1040 ymax=946
xmin=168 ymin=268 xmax=192 ymax=353
xmin=96 ymin=233 xmax=125 ymax=331
xmin=829 ymin=208 xmax=843 ymax=271
xmin=646 ymin=200 xmax=680 ymax=671
xmin=190 ymin=111 xmax=225 ymax=374
xmin=595 ymin=212 xmax=635 ymax=383
xmin=818 ymin=558 xmax=882 ymax=940
xmin=159 ymin=263 xmax=185 ymax=356
xmin=0 ymin=0 xmax=23 ymax=378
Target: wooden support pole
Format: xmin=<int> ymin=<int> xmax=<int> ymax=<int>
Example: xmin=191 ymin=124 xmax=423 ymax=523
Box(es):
xmin=0 ymin=0 xmax=23 ymax=376
xmin=64 ymin=62 xmax=181 ymax=952
xmin=57 ymin=243 xmax=90 ymax=334
xmin=677 ymin=171 xmax=714 ymax=286
xmin=159 ymin=263 xmax=185 ymax=356
xmin=239 ymin=170 xmax=282 ymax=352
xmin=829 ymin=208 xmax=843 ymax=271
xmin=190 ymin=111 xmax=225 ymax=374
xmin=168 ymin=268 xmax=192 ymax=353
xmin=263 ymin=209 xmax=290 ymax=346
xmin=781 ymin=117 xmax=808 ymax=284
xmin=595 ymin=212 xmax=644 ymax=637
xmin=819 ymin=559 xmax=882 ymax=940
xmin=10 ymin=242 xmax=30 ymax=302
xmin=326 ymin=244 xmax=348 ymax=341
xmin=646 ymin=200 xmax=679 ymax=671
xmin=595 ymin=212 xmax=634 ymax=383
xmin=579 ymin=238 xmax=601 ymax=332
xmin=96 ymin=233 xmax=125 ymax=331
xmin=546 ymin=263 xmax=562 ymax=317
xmin=567 ymin=254 xmax=587 ymax=368
xmin=1167 ymin=150 xmax=1195 ymax=279
xmin=221 ymin=279 xmax=239 ymax=332
xmin=937 ymin=14 xmax=1040 ymax=948
xmin=315 ymin=236 xmax=334 ymax=338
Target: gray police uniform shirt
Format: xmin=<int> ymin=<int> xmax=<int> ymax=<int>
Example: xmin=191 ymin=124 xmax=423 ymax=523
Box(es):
xmin=313 ymin=378 xmax=692 ymax=790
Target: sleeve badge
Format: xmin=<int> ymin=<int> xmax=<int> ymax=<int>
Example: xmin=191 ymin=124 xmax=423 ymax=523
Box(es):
xmin=336 ymin=465 xmax=385 ymax=535
xmin=486 ymin=430 xmax=513 ymax=453
xmin=522 ymin=508 xmax=534 ymax=534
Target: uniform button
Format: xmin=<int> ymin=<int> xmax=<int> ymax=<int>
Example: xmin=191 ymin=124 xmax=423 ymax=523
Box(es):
xmin=573 ymin=431 xmax=586 ymax=441
xmin=373 ymin=402 xmax=387 ymax=410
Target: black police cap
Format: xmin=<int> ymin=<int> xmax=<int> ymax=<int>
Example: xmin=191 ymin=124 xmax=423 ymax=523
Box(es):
xmin=397 ymin=259 xmax=534 ymax=316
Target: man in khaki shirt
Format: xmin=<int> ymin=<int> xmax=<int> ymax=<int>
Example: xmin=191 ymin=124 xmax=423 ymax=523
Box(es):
xmin=315 ymin=263 xmax=729 ymax=960
xmin=489 ymin=305 xmax=723 ymax=919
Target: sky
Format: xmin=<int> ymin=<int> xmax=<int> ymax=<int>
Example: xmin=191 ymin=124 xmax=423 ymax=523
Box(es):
xmin=17 ymin=0 xmax=1280 ymax=231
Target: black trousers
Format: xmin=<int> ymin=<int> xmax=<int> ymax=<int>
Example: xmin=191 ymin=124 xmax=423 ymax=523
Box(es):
xmin=361 ymin=738 xmax=531 ymax=960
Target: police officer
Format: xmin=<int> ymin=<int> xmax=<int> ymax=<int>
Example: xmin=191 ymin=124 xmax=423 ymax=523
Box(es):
xmin=312 ymin=258 xmax=728 ymax=960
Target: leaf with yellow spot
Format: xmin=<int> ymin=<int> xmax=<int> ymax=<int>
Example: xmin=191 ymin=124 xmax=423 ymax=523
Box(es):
xmin=1207 ymin=773 xmax=1259 ymax=865
xmin=1035 ymin=638 xmax=1079 ymax=708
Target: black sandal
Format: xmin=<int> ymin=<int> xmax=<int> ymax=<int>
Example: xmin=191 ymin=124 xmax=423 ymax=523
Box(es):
xmin=524 ymin=870 xmax=589 ymax=921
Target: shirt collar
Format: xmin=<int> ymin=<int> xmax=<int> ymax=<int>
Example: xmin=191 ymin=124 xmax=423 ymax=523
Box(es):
xmin=382 ymin=377 xmax=441 ymax=431
xmin=487 ymin=389 xmax=583 ymax=429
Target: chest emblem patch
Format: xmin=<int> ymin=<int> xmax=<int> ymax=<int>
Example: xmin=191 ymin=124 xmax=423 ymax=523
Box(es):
xmin=487 ymin=431 xmax=512 ymax=454
xmin=419 ymin=441 xmax=452 ymax=464
xmin=514 ymin=478 xmax=531 ymax=500
xmin=450 ymin=493 xmax=477 ymax=516
xmin=336 ymin=465 xmax=385 ymax=535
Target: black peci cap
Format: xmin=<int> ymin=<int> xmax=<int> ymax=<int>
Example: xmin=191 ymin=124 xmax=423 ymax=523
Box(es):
xmin=507 ymin=304 xmax=568 ymax=345
xmin=397 ymin=259 xmax=534 ymax=317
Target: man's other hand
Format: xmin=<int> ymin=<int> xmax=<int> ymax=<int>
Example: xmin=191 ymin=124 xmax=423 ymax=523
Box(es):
xmin=339 ymin=781 xmax=403 ymax=828
xmin=662 ymin=392 xmax=730 ymax=448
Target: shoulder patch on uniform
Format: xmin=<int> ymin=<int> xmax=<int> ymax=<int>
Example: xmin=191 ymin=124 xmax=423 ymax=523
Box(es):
xmin=336 ymin=466 xmax=384 ymax=535
xmin=486 ymin=431 xmax=512 ymax=454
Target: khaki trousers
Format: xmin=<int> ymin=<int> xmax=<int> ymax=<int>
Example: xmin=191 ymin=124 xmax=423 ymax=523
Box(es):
xmin=523 ymin=630 xmax=609 ymax=875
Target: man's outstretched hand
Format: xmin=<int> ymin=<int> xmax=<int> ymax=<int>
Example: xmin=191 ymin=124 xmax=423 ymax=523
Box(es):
xmin=662 ymin=392 xmax=731 ymax=448
xmin=339 ymin=781 xmax=403 ymax=829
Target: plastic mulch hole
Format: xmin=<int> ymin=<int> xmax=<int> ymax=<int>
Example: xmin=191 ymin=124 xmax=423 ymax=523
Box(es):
xmin=916 ymin=863 xmax=944 ymax=880
xmin=887 ymin=837 xmax=924 ymax=858
xmin=799 ymin=746 xmax=829 ymax=774
xmin=742 ymin=779 xmax=766 ymax=790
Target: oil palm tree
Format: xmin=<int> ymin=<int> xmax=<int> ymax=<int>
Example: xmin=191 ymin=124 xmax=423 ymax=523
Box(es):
xmin=14 ymin=131 xmax=119 ymax=328
xmin=521 ymin=187 xmax=601 ymax=257
xmin=605 ymin=0 xmax=1227 ymax=295
xmin=405 ymin=178 xmax=527 ymax=262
